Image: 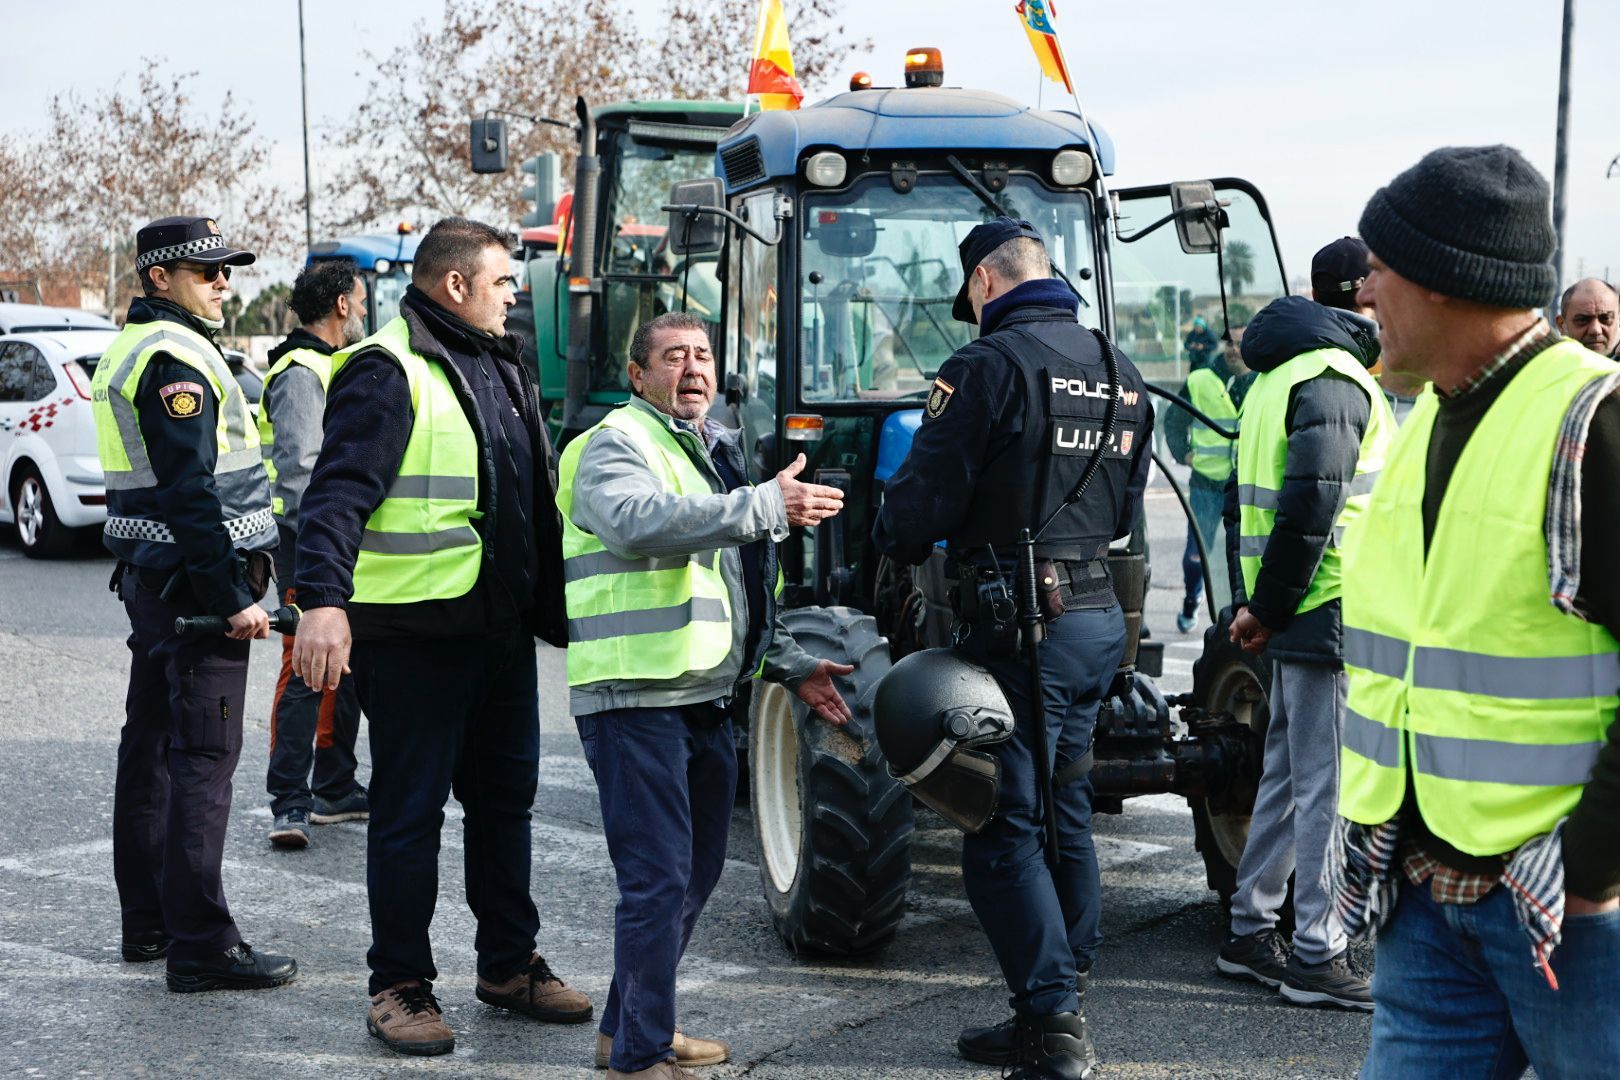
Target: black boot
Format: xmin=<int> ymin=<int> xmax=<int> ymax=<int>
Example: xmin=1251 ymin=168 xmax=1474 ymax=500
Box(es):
xmin=121 ymin=930 xmax=171 ymax=963
xmin=166 ymin=942 xmax=297 ymax=993
xmin=1006 ymin=1010 xmax=1098 ymax=1080
xmin=958 ymin=975 xmax=1089 ymax=1066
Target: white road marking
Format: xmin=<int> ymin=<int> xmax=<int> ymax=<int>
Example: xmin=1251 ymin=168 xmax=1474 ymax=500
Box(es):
xmin=1127 ymin=793 xmax=1195 ymax=817
xmin=1095 ymin=836 xmax=1173 ymax=868
xmin=676 ymin=955 xmax=755 ymax=992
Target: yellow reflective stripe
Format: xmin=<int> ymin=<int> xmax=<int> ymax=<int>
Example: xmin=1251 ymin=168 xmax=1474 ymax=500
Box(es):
xmin=567 ymin=597 xmax=730 ymax=642
xmin=1237 ymin=484 xmax=1279 ymax=510
xmin=1343 ymin=706 xmax=1402 ymax=767
xmin=360 ymin=525 xmax=480 ymax=554
xmin=563 ymin=549 xmax=718 ymax=583
xmin=1415 ymin=731 xmax=1601 ymax=787
xmin=386 ymin=475 xmax=478 ymax=501
xmin=1415 ymin=647 xmax=1620 ymax=701
xmin=1344 ymin=627 xmax=1408 ymax=680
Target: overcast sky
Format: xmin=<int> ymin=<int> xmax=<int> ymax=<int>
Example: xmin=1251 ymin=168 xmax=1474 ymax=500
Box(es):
xmin=4 ymin=0 xmax=1617 ymax=292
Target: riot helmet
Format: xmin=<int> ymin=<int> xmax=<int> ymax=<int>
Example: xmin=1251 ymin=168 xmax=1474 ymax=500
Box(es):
xmin=873 ymin=649 xmax=1015 ymax=832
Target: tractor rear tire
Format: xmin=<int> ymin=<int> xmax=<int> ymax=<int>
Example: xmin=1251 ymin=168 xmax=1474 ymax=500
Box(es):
xmin=750 ymin=606 xmax=913 ymax=956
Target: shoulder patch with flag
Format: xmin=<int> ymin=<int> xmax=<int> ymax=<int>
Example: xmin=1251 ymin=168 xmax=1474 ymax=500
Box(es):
xmin=158 ymin=381 xmax=205 ymax=420
xmin=925 ymin=377 xmax=955 ymax=419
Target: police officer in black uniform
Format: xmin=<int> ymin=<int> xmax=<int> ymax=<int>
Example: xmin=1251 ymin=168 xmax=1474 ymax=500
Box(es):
xmin=92 ymin=217 xmax=297 ymax=992
xmin=873 ymin=219 xmax=1151 ymax=1079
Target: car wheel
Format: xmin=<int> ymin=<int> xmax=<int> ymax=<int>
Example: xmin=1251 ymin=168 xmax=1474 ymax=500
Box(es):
xmin=12 ymin=465 xmax=74 ymax=559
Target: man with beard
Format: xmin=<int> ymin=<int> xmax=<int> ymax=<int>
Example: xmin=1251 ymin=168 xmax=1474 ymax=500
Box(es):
xmin=260 ymin=259 xmax=370 ymax=849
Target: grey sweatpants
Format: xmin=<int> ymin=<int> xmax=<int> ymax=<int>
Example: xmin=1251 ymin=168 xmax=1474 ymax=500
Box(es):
xmin=1229 ymin=659 xmax=1348 ymax=964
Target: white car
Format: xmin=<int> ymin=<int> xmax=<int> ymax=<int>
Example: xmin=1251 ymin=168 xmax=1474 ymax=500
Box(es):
xmin=0 ymin=302 xmax=116 ymax=334
xmin=0 ymin=330 xmax=117 ymax=556
xmin=0 ymin=331 xmax=267 ymax=557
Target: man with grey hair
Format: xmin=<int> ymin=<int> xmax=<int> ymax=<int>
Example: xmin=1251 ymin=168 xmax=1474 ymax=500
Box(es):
xmin=293 ymin=216 xmax=589 ymax=1057
xmin=1556 ymin=277 xmax=1620 ymax=357
xmin=557 ymin=311 xmax=853 ymax=1079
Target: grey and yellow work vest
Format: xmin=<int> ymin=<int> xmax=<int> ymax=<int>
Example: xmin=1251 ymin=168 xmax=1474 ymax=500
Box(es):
xmin=1339 ymin=341 xmax=1620 ymax=855
xmin=91 ymin=318 xmax=276 ymax=565
xmin=1236 ymin=348 xmax=1393 ymax=615
xmin=557 ymin=404 xmax=733 ymax=687
xmin=329 ymin=317 xmax=482 ymax=605
xmin=1184 ymin=365 xmax=1239 ymax=482
xmin=257 ymin=346 xmax=336 ymax=518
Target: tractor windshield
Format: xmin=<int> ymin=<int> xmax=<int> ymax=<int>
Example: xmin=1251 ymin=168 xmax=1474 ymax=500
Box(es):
xmin=799 ymin=174 xmax=1098 ymax=403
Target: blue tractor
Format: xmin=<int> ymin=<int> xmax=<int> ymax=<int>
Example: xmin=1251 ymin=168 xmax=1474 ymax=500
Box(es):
xmin=660 ymin=51 xmax=1291 ymax=956
xmin=306 ymin=227 xmax=423 ymax=337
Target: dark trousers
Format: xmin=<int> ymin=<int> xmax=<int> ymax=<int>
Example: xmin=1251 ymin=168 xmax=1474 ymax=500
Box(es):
xmin=351 ymin=632 xmax=541 ymax=995
xmin=1181 ymin=475 xmax=1226 ymax=608
xmin=266 ymin=583 xmax=362 ymax=815
xmin=577 ymin=706 xmax=737 ymax=1074
xmin=112 ymin=565 xmax=248 ymax=962
xmin=959 ymin=606 xmax=1127 ymax=1017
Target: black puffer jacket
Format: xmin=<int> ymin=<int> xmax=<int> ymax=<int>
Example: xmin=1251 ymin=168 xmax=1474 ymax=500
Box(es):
xmin=1222 ymin=295 xmax=1378 ymax=665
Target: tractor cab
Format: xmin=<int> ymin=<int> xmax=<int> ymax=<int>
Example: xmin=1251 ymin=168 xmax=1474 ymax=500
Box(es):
xmin=306 ymin=227 xmax=421 ymax=337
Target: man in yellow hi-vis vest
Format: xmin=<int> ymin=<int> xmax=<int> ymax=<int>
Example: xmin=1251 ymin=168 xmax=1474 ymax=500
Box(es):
xmin=1214 ymin=237 xmax=1395 ymax=1011
xmin=93 ymin=216 xmax=296 ymax=993
xmin=290 ymin=218 xmax=587 ymax=1058
xmin=559 ymin=312 xmax=853 ymax=1079
xmin=260 ymin=259 xmax=368 ymax=850
xmin=1333 ymin=146 xmax=1620 ymax=1078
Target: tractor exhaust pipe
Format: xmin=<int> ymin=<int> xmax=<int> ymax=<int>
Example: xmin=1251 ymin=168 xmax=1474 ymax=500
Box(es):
xmin=561 ymin=95 xmax=598 ymax=440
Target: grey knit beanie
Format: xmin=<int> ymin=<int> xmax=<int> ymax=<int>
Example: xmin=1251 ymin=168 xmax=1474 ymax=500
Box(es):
xmin=1358 ymin=145 xmax=1556 ymax=309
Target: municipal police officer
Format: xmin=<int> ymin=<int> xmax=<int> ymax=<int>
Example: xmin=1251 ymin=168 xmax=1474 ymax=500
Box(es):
xmin=92 ymin=216 xmax=298 ymax=992
xmin=873 ymin=218 xmax=1152 ymax=1079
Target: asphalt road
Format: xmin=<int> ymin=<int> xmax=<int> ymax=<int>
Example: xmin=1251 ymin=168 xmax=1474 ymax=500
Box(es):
xmin=0 ymin=464 xmax=1375 ymax=1079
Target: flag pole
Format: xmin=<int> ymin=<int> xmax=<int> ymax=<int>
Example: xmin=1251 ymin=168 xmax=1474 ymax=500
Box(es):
xmin=1044 ymin=9 xmax=1114 ymax=235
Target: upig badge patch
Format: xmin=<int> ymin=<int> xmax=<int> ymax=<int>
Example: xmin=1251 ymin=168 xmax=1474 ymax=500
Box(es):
xmin=925 ymin=377 xmax=955 ymax=419
xmin=159 ymin=381 xmax=206 ymax=420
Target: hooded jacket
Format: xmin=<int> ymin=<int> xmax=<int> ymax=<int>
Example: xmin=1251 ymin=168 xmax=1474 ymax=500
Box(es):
xmin=1222 ymin=295 xmax=1378 ymax=664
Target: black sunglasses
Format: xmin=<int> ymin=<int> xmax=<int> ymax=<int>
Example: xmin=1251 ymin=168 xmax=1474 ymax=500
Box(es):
xmin=172 ymin=262 xmax=232 ymax=283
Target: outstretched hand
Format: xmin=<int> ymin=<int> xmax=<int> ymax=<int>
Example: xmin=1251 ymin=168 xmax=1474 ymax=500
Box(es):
xmin=776 ymin=454 xmax=845 ymax=527
xmin=796 ymin=659 xmax=855 ymax=726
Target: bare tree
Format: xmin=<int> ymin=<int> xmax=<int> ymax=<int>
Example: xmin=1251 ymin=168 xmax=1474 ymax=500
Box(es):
xmin=320 ymin=0 xmax=868 ymax=235
xmin=9 ymin=69 xmax=300 ymax=314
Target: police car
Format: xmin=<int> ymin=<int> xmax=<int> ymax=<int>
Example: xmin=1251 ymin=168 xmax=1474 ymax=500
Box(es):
xmin=0 ymin=329 xmax=117 ymax=556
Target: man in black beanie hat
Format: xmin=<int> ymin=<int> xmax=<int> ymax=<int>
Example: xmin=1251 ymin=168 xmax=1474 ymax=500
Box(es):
xmin=1332 ymin=146 xmax=1620 ymax=1077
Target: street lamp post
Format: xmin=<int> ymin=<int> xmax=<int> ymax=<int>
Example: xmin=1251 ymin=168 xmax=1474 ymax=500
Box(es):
xmin=298 ymin=0 xmax=314 ymax=254
xmin=1551 ymin=0 xmax=1574 ymax=305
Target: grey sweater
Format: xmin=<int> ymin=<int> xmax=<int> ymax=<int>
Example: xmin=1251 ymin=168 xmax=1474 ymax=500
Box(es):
xmin=564 ymin=396 xmax=818 ymax=715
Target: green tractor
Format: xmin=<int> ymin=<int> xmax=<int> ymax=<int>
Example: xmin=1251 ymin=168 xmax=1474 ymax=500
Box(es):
xmin=478 ymin=69 xmax=1286 ymax=955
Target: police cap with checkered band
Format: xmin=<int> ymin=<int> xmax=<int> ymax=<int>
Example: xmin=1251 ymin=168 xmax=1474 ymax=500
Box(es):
xmin=135 ymin=216 xmax=256 ymax=273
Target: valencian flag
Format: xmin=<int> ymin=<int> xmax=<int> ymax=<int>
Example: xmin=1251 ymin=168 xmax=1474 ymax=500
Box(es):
xmin=748 ymin=0 xmax=805 ymax=111
xmin=1016 ymin=0 xmax=1073 ymax=94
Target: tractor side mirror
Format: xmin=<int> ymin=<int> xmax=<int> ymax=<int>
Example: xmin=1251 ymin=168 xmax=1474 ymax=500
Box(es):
xmin=814 ymin=212 xmax=878 ymax=259
xmin=1169 ymin=181 xmax=1221 ymax=255
xmin=470 ymin=117 xmax=510 ymax=174
xmin=666 ymin=178 xmax=726 ymax=256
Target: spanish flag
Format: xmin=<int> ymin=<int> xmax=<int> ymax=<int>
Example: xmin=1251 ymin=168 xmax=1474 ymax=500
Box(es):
xmin=748 ymin=0 xmax=805 ymax=111
xmin=1016 ymin=0 xmax=1073 ymax=94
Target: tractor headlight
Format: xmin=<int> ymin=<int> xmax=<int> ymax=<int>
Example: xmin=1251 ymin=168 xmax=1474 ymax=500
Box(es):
xmin=804 ymin=152 xmax=848 ymax=188
xmin=1051 ymin=149 xmax=1094 ymax=187
xmin=374 ymin=258 xmax=392 ymax=275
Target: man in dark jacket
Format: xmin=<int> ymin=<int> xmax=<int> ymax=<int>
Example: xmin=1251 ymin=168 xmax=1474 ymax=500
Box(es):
xmin=259 ymin=259 xmax=368 ymax=849
xmin=291 ymin=217 xmax=589 ymax=1057
xmin=875 ymin=219 xmax=1154 ymax=1079
xmin=1214 ymin=263 xmax=1394 ymax=1010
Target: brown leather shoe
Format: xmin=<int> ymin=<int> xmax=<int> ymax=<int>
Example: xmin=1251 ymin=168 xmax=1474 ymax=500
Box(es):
xmin=476 ymin=952 xmax=593 ymax=1023
xmin=595 ymin=1029 xmax=731 ymax=1068
xmin=368 ymin=980 xmax=455 ymax=1056
xmin=606 ymin=1062 xmax=700 ymax=1080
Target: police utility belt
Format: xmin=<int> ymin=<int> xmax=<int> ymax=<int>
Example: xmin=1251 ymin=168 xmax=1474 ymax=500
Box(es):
xmin=949 ymin=550 xmax=1112 ymax=656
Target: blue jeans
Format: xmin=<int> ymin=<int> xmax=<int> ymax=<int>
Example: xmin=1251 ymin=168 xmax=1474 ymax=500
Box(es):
xmin=959 ymin=606 xmax=1128 ymax=1016
xmin=1363 ymin=877 xmax=1620 ymax=1079
xmin=1181 ymin=475 xmax=1226 ymax=609
xmin=351 ymin=632 xmax=542 ymax=995
xmin=578 ymin=706 xmax=737 ymax=1074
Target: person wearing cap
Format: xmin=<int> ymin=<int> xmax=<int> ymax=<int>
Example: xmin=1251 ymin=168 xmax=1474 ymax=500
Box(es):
xmin=1331 ymin=146 xmax=1620 ymax=1076
xmin=1556 ymin=277 xmax=1620 ymax=359
xmin=1213 ymin=235 xmax=1395 ymax=1011
xmin=90 ymin=215 xmax=297 ymax=992
xmin=874 ymin=217 xmax=1153 ymax=1079
xmin=260 ymin=259 xmax=369 ymax=851
xmin=1313 ymin=236 xmax=1427 ymax=424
